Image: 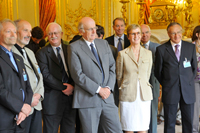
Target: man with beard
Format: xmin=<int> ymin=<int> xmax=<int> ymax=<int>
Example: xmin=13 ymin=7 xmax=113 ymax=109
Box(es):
xmin=12 ymin=20 xmax=44 ymax=133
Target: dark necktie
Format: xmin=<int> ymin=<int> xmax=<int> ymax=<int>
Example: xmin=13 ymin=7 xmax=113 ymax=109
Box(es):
xmin=175 ymin=44 xmax=180 ymax=61
xmin=56 ymin=47 xmax=69 ymax=83
xmin=117 ymin=38 xmax=122 ymax=52
xmin=90 ymin=43 xmax=104 ymax=83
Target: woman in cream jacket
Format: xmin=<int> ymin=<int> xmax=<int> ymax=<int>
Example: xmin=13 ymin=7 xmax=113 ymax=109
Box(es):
xmin=116 ymin=24 xmax=153 ymax=133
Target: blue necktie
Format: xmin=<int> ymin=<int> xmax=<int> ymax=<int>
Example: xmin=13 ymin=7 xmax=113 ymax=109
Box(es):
xmin=56 ymin=47 xmax=69 ymax=83
xmin=6 ymin=51 xmax=18 ymax=72
xmin=117 ymin=38 xmax=122 ymax=52
xmin=90 ymin=43 xmax=104 ymax=83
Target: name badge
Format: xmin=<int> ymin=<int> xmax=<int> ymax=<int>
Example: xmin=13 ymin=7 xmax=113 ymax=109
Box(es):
xmin=23 ymin=69 xmax=27 ymax=81
xmin=37 ymin=67 xmax=41 ymax=74
xmin=183 ymin=58 xmax=191 ymax=68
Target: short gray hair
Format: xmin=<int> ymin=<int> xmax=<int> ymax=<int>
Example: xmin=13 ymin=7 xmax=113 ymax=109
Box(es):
xmin=78 ymin=21 xmax=85 ymax=33
xmin=46 ymin=22 xmax=62 ymax=34
xmin=0 ymin=19 xmax=16 ymax=32
xmin=127 ymin=24 xmax=141 ymax=37
xmin=167 ymin=22 xmax=182 ymax=32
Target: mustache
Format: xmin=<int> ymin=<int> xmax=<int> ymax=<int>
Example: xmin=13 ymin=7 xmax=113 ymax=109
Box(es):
xmin=24 ymin=36 xmax=31 ymax=39
xmin=50 ymin=37 xmax=58 ymax=40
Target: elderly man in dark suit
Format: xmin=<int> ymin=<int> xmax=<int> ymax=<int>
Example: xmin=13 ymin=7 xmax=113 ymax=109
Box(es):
xmin=36 ymin=22 xmax=76 ymax=133
xmin=68 ymin=17 xmax=122 ymax=133
xmin=105 ymin=17 xmax=130 ymax=52
xmin=140 ymin=24 xmax=160 ymax=133
xmin=155 ymin=22 xmax=197 ymax=133
xmin=0 ymin=19 xmax=33 ymax=133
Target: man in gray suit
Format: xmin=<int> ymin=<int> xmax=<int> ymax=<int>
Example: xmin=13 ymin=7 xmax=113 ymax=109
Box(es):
xmin=68 ymin=17 xmax=122 ymax=133
xmin=12 ymin=19 xmax=44 ymax=133
xmin=140 ymin=24 xmax=160 ymax=133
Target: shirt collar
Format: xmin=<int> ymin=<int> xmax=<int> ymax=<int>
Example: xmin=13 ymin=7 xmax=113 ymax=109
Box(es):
xmin=51 ymin=44 xmax=62 ymax=50
xmin=0 ymin=45 xmax=12 ymax=53
xmin=170 ymin=40 xmax=182 ymax=47
xmin=114 ymin=34 xmax=124 ymax=41
xmin=82 ymin=38 xmax=95 ymax=47
xmin=142 ymin=40 xmax=150 ymax=46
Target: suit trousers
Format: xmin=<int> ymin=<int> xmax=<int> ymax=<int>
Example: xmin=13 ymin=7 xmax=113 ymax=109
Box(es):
xmin=43 ymin=96 xmax=77 ymax=133
xmin=193 ymin=82 xmax=200 ymax=133
xmin=25 ymin=109 xmax=42 ymax=133
xmin=163 ymin=95 xmax=194 ymax=133
xmin=148 ymin=97 xmax=159 ymax=133
xmin=0 ymin=125 xmax=25 ymax=133
xmin=79 ymin=101 xmax=122 ymax=133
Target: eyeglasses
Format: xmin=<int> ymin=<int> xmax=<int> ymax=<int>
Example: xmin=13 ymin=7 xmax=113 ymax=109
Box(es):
xmin=83 ymin=26 xmax=98 ymax=32
xmin=48 ymin=32 xmax=61 ymax=36
xmin=129 ymin=32 xmax=141 ymax=36
xmin=169 ymin=31 xmax=182 ymax=36
xmin=142 ymin=31 xmax=150 ymax=35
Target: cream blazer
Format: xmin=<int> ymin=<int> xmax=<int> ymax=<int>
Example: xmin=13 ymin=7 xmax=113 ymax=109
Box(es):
xmin=116 ymin=46 xmax=153 ymax=102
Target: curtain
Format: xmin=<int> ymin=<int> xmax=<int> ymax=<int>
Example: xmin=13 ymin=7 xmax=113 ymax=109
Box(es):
xmin=39 ymin=0 xmax=56 ymax=37
xmin=144 ymin=0 xmax=156 ymax=24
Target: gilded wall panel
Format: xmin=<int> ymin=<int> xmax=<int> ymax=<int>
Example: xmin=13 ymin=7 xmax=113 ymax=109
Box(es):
xmin=0 ymin=0 xmax=13 ymax=20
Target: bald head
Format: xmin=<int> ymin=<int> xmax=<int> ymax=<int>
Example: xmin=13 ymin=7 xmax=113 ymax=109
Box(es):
xmin=140 ymin=24 xmax=151 ymax=44
xmin=78 ymin=17 xmax=96 ymax=42
xmin=14 ymin=20 xmax=32 ymax=47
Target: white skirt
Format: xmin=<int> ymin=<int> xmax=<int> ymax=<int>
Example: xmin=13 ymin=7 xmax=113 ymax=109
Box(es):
xmin=120 ymin=80 xmax=151 ymax=131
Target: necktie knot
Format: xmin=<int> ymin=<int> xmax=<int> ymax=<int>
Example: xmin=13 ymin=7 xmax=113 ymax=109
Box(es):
xmin=118 ymin=38 xmax=122 ymax=41
xmin=56 ymin=47 xmax=60 ymax=54
xmin=175 ymin=44 xmax=180 ymax=48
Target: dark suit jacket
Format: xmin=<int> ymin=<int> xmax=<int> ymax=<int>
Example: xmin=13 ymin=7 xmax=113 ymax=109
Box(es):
xmin=155 ymin=40 xmax=197 ymax=104
xmin=36 ymin=42 xmax=74 ymax=115
xmin=105 ymin=34 xmax=130 ymax=49
xmin=0 ymin=47 xmax=33 ymax=130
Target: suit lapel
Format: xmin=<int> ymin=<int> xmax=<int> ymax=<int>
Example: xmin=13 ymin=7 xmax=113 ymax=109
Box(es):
xmin=0 ymin=48 xmax=18 ymax=72
xmin=126 ymin=46 xmax=138 ymax=66
xmin=62 ymin=43 xmax=68 ymax=66
xmin=95 ymin=39 xmax=106 ymax=71
xmin=13 ymin=53 xmax=24 ymax=87
xmin=80 ymin=38 xmax=100 ymax=67
xmin=110 ymin=35 xmax=115 ymax=46
xmin=179 ymin=41 xmax=186 ymax=63
xmin=138 ymin=47 xmax=145 ymax=66
xmin=47 ymin=44 xmax=60 ymax=66
xmin=13 ymin=46 xmax=32 ymax=70
xmin=166 ymin=41 xmax=179 ymax=62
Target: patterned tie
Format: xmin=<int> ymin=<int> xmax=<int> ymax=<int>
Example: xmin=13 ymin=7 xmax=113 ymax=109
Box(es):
xmin=175 ymin=44 xmax=180 ymax=61
xmin=117 ymin=38 xmax=122 ymax=52
xmin=90 ymin=43 xmax=104 ymax=83
xmin=21 ymin=49 xmax=28 ymax=61
xmin=56 ymin=47 xmax=69 ymax=83
xmin=143 ymin=43 xmax=148 ymax=49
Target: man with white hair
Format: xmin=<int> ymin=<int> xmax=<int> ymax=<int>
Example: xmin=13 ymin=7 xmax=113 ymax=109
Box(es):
xmin=36 ymin=22 xmax=76 ymax=133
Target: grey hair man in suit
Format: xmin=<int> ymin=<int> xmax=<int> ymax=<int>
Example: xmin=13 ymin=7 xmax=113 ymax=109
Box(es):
xmin=12 ymin=20 xmax=44 ymax=133
xmin=155 ymin=22 xmax=197 ymax=133
xmin=68 ymin=17 xmax=122 ymax=133
xmin=36 ymin=22 xmax=76 ymax=133
xmin=0 ymin=19 xmax=33 ymax=133
xmin=140 ymin=24 xmax=160 ymax=133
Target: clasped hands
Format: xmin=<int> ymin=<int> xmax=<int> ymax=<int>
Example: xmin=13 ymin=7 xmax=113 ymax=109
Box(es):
xmin=99 ymin=87 xmax=111 ymax=100
xmin=16 ymin=103 xmax=31 ymax=125
xmin=62 ymin=83 xmax=74 ymax=96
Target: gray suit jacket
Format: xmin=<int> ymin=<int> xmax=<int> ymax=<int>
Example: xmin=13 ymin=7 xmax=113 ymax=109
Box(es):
xmin=12 ymin=46 xmax=44 ymax=114
xmin=68 ymin=38 xmax=116 ymax=108
xmin=149 ymin=41 xmax=160 ymax=99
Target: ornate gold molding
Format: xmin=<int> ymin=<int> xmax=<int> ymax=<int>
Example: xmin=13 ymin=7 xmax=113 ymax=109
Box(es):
xmin=64 ymin=1 xmax=97 ymax=41
xmin=183 ymin=0 xmax=193 ymax=37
